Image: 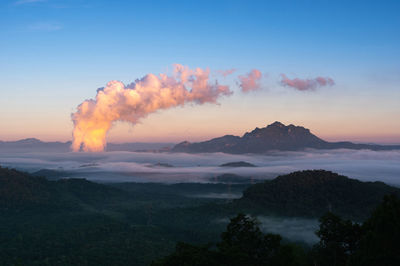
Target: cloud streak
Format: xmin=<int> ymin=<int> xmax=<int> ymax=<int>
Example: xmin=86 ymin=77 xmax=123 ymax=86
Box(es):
xmin=280 ymin=74 xmax=335 ymax=91
xmin=238 ymin=69 xmax=263 ymax=92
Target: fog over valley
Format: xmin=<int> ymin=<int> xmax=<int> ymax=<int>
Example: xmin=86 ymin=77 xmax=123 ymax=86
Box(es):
xmin=1 ymin=148 xmax=399 ymax=186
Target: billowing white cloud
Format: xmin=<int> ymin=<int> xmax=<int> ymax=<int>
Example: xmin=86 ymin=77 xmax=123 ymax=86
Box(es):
xmin=72 ymin=64 xmax=233 ymax=152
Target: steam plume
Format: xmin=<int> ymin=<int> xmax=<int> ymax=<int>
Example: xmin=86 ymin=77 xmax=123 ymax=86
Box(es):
xmin=238 ymin=69 xmax=262 ymax=92
xmin=72 ymin=64 xmax=232 ymax=152
xmin=280 ymin=74 xmax=335 ymax=91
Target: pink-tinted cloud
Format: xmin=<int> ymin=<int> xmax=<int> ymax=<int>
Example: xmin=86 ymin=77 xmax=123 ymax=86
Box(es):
xmin=238 ymin=69 xmax=263 ymax=92
xmin=280 ymin=74 xmax=335 ymax=91
xmin=71 ymin=64 xmax=233 ymax=152
xmin=217 ymin=69 xmax=236 ymax=77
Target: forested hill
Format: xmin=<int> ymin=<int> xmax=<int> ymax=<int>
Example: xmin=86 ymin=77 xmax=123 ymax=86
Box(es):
xmin=236 ymin=170 xmax=400 ymax=221
xmin=0 ymin=166 xmax=129 ymax=211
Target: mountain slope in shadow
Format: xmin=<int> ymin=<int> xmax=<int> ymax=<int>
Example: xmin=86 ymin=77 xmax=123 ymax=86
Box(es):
xmin=235 ymin=169 xmax=400 ymax=220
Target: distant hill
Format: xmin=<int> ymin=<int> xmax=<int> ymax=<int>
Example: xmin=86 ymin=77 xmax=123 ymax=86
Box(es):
xmin=0 ymin=138 xmax=71 ymax=152
xmin=236 ymin=170 xmax=400 ymax=220
xmin=208 ymin=173 xmax=257 ymax=184
xmin=32 ymin=169 xmax=74 ymax=180
xmin=0 ymin=138 xmax=174 ymax=152
xmin=219 ymin=161 xmax=256 ymax=167
xmin=0 ymin=166 xmax=129 ymax=211
xmin=152 ymin=163 xmax=175 ymax=168
xmin=172 ymin=121 xmax=400 ymax=154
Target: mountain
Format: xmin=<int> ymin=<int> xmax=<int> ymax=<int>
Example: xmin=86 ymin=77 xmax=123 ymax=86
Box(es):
xmin=172 ymin=121 xmax=400 ymax=153
xmin=235 ymin=170 xmax=400 ymax=220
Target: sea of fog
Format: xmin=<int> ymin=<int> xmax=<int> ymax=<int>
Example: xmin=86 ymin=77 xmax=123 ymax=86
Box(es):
xmin=0 ymin=148 xmax=399 ymax=186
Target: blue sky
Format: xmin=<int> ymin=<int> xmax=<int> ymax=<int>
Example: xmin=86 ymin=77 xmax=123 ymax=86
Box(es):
xmin=0 ymin=0 xmax=399 ymax=143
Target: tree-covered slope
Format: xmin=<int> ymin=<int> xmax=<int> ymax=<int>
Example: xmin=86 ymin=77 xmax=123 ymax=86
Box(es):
xmin=237 ymin=170 xmax=400 ymax=220
xmin=0 ymin=166 xmax=130 ymax=211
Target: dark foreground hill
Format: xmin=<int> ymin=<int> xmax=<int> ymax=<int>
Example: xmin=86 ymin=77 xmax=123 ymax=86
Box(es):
xmin=155 ymin=195 xmax=400 ymax=266
xmin=0 ymin=166 xmax=129 ymax=211
xmin=0 ymin=166 xmax=242 ymax=265
xmin=236 ymin=170 xmax=400 ymax=220
xmin=1 ymin=165 xmax=400 ymax=265
xmin=172 ymin=121 xmax=400 ymax=153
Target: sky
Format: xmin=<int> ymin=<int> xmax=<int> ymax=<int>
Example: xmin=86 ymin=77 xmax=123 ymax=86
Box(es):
xmin=0 ymin=0 xmax=399 ymax=144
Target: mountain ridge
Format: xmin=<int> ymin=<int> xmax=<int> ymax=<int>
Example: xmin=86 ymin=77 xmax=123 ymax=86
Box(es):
xmin=2 ymin=122 xmax=400 ymax=153
xmin=0 ymin=139 xmax=174 ymax=152
xmin=172 ymin=121 xmax=400 ymax=154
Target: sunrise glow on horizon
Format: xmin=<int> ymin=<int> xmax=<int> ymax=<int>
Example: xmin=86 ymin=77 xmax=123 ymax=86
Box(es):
xmin=0 ymin=0 xmax=399 ymax=146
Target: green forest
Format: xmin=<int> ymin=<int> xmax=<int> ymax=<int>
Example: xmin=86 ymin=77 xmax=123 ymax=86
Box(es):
xmin=1 ymin=166 xmax=399 ymax=265
xmin=155 ymin=195 xmax=400 ymax=266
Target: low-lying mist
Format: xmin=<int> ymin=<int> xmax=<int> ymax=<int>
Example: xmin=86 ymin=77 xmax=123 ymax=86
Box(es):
xmin=0 ymin=148 xmax=399 ymax=186
xmin=216 ymin=216 xmax=319 ymax=244
xmin=258 ymin=216 xmax=320 ymax=244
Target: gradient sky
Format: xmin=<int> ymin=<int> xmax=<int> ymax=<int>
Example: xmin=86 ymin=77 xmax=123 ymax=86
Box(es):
xmin=0 ymin=0 xmax=399 ymax=144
